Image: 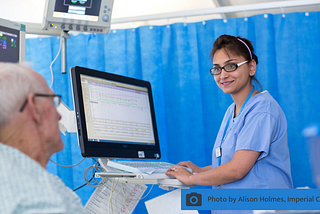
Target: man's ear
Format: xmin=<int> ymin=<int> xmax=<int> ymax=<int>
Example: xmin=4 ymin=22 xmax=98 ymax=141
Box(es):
xmin=26 ymin=94 xmax=42 ymax=124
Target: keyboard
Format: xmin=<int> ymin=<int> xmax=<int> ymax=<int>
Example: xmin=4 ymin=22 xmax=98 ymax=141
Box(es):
xmin=107 ymin=160 xmax=175 ymax=173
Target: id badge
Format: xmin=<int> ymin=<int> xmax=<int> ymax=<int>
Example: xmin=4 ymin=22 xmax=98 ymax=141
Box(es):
xmin=215 ymin=147 xmax=221 ymax=158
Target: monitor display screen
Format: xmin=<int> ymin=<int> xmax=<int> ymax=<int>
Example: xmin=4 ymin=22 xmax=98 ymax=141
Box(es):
xmin=53 ymin=0 xmax=101 ymax=22
xmin=80 ymin=74 xmax=156 ymax=145
xmin=0 ymin=25 xmax=20 ymax=63
xmin=71 ymin=66 xmax=161 ymax=159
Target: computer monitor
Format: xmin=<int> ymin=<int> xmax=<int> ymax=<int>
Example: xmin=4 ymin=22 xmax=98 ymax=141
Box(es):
xmin=43 ymin=0 xmax=114 ymax=34
xmin=0 ymin=18 xmax=25 ymax=63
xmin=71 ymin=66 xmax=161 ymax=159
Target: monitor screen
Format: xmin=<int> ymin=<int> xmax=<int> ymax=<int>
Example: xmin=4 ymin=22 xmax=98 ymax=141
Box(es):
xmin=71 ymin=66 xmax=161 ymax=159
xmin=0 ymin=18 xmax=25 ymax=63
xmin=53 ymin=0 xmax=101 ymax=22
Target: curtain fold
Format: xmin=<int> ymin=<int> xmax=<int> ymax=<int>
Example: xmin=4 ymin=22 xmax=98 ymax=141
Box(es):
xmin=26 ymin=11 xmax=320 ymax=213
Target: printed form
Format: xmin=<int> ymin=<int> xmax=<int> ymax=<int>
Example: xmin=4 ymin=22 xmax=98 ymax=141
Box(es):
xmin=85 ymin=178 xmax=147 ymax=214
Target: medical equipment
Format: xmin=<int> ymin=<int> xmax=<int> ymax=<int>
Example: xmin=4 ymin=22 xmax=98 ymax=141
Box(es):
xmin=43 ymin=0 xmax=114 ymax=34
xmin=70 ymin=66 xmax=161 ymax=159
xmin=0 ymin=18 xmax=25 ymax=63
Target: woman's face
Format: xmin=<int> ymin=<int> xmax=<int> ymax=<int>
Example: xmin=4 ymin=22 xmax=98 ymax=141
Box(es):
xmin=212 ymin=49 xmax=256 ymax=96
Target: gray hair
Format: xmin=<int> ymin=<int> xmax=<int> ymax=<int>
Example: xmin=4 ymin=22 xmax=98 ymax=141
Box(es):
xmin=0 ymin=63 xmax=42 ymax=126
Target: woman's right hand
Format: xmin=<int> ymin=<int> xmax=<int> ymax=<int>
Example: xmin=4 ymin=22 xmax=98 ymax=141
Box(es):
xmin=177 ymin=161 xmax=208 ymax=173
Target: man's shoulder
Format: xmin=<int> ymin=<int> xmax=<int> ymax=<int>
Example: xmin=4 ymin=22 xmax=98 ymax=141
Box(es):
xmin=0 ymin=143 xmax=86 ymax=214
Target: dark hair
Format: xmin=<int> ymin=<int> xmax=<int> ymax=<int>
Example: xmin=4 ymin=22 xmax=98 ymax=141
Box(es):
xmin=210 ymin=34 xmax=262 ymax=91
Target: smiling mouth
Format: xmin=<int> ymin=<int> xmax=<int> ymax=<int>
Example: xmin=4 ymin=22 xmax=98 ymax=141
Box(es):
xmin=221 ymin=81 xmax=234 ymax=86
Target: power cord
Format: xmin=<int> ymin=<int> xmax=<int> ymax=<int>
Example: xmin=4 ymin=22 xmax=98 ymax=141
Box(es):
xmin=73 ymin=176 xmax=93 ymax=192
xmin=73 ymin=158 xmax=106 ymax=191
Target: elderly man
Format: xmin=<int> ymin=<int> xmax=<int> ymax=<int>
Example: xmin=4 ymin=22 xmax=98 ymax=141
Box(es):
xmin=0 ymin=63 xmax=87 ymax=213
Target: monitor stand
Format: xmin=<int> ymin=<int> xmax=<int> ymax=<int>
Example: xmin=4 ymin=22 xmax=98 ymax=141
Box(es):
xmin=98 ymin=158 xmax=116 ymax=172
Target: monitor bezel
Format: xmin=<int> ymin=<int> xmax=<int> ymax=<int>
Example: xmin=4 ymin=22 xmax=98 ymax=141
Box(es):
xmin=0 ymin=18 xmax=25 ymax=63
xmin=71 ymin=66 xmax=162 ymax=159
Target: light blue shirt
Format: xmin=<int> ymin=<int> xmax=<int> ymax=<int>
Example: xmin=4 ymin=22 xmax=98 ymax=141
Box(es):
xmin=210 ymin=92 xmax=293 ymax=214
xmin=0 ymin=143 xmax=87 ymax=214
xmin=212 ymin=91 xmax=293 ymax=189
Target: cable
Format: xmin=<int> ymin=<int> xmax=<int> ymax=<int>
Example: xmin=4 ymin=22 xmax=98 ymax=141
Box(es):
xmin=122 ymin=185 xmax=130 ymax=214
xmin=138 ymin=184 xmax=154 ymax=200
xmin=84 ymin=165 xmax=105 ymax=188
xmin=114 ymin=183 xmax=124 ymax=213
xmin=49 ymin=36 xmax=62 ymax=89
xmin=116 ymin=184 xmax=154 ymax=214
xmin=88 ymin=158 xmax=98 ymax=165
xmin=49 ymin=157 xmax=86 ymax=167
xmin=108 ymin=179 xmax=112 ymax=214
xmin=122 ymin=183 xmax=155 ymax=201
xmin=108 ymin=179 xmax=113 ymax=214
xmin=112 ymin=179 xmax=119 ymax=213
xmin=73 ymin=159 xmax=103 ymax=191
xmin=73 ymin=176 xmax=93 ymax=191
xmin=108 ymin=178 xmax=120 ymax=214
xmin=118 ymin=183 xmax=132 ymax=214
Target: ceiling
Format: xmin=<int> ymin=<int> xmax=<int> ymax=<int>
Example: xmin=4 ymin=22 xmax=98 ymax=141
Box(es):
xmin=0 ymin=0 xmax=320 ymax=35
xmin=215 ymin=0 xmax=320 ymax=18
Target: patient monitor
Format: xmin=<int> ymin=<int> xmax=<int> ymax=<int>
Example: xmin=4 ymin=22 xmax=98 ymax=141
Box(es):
xmin=0 ymin=18 xmax=25 ymax=63
xmin=43 ymin=0 xmax=114 ymax=34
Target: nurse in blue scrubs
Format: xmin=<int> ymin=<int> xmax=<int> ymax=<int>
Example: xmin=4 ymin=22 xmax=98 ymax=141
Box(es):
xmin=166 ymin=34 xmax=293 ymax=190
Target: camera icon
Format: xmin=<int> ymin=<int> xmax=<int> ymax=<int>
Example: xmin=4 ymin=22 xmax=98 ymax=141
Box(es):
xmin=186 ymin=192 xmax=202 ymax=206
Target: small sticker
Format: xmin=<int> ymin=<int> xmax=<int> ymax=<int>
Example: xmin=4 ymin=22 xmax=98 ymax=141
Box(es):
xmin=138 ymin=151 xmax=145 ymax=158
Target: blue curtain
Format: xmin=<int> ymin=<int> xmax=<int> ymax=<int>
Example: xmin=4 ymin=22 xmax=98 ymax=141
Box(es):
xmin=26 ymin=11 xmax=320 ymax=213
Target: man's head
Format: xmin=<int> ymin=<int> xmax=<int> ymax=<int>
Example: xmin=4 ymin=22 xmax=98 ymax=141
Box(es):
xmin=0 ymin=63 xmax=63 ymax=167
xmin=0 ymin=63 xmax=37 ymax=126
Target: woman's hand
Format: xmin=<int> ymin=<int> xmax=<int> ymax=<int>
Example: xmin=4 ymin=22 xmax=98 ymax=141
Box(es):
xmin=165 ymin=165 xmax=194 ymax=185
xmin=177 ymin=161 xmax=211 ymax=173
xmin=165 ymin=150 xmax=261 ymax=186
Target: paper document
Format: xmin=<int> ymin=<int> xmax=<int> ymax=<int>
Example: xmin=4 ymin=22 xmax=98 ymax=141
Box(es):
xmin=85 ymin=178 xmax=147 ymax=214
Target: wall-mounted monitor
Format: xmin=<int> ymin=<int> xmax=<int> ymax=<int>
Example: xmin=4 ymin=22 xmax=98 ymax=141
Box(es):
xmin=43 ymin=0 xmax=114 ymax=34
xmin=0 ymin=18 xmax=25 ymax=63
xmin=71 ymin=66 xmax=162 ymax=159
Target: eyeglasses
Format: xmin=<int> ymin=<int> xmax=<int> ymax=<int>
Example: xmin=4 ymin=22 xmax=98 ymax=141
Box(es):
xmin=19 ymin=94 xmax=62 ymax=112
xmin=210 ymin=60 xmax=248 ymax=75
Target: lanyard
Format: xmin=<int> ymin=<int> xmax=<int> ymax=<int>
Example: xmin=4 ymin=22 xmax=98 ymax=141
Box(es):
xmin=216 ymin=86 xmax=255 ymax=166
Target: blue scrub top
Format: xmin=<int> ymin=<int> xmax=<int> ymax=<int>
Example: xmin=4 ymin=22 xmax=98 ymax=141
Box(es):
xmin=212 ymin=91 xmax=293 ymax=189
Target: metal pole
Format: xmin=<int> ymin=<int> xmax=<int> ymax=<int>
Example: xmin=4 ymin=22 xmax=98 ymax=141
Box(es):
xmin=60 ymin=30 xmax=70 ymax=74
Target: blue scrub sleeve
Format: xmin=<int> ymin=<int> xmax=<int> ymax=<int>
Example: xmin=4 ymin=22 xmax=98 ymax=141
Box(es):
xmin=235 ymin=112 xmax=277 ymax=160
